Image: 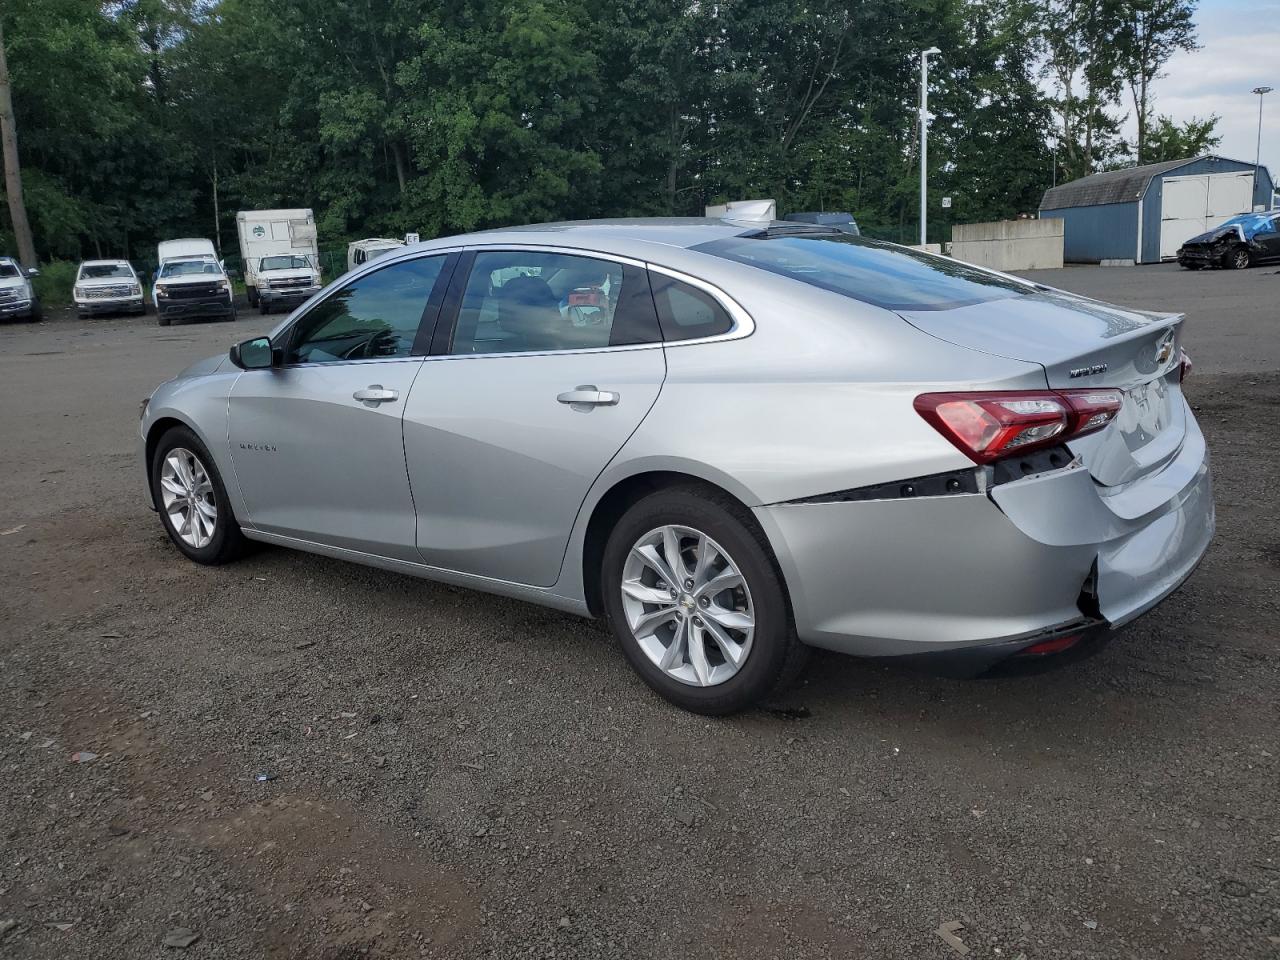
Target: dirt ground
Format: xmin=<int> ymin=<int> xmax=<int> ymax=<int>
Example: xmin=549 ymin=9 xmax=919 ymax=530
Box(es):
xmin=1 ymin=270 xmax=1278 ymax=959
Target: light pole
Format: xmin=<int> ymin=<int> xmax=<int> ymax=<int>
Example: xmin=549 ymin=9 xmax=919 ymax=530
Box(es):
xmin=1253 ymin=86 xmax=1273 ymax=207
xmin=919 ymin=47 xmax=941 ymax=246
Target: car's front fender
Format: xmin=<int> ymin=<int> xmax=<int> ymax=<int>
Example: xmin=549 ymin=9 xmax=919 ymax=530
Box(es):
xmin=140 ymin=369 xmax=249 ymax=523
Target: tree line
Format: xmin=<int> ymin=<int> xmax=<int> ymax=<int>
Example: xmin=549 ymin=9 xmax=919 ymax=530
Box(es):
xmin=0 ymin=0 xmax=1216 ymax=267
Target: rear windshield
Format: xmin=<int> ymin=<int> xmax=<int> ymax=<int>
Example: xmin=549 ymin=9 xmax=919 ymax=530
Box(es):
xmin=693 ymin=234 xmax=1031 ymax=311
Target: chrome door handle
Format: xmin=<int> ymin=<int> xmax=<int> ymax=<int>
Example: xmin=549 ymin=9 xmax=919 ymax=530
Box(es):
xmin=557 ymin=385 xmax=620 ymax=407
xmin=353 ymin=385 xmax=399 ymax=404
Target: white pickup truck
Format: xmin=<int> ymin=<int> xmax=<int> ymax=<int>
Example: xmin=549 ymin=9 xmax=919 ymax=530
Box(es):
xmin=0 ymin=256 xmax=40 ymax=321
xmin=73 ymin=260 xmax=146 ymax=317
xmin=152 ymin=239 xmax=235 ymax=326
xmin=236 ymin=209 xmax=322 ymax=313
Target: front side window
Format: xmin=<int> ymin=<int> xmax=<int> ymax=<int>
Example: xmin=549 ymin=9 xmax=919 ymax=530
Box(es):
xmin=288 ymin=255 xmax=445 ymax=364
xmin=694 ymin=234 xmax=1031 ymax=311
xmin=0 ymin=262 xmax=19 ymax=279
xmin=79 ymin=263 xmax=134 ymax=280
xmin=449 ymin=251 xmax=660 ymax=354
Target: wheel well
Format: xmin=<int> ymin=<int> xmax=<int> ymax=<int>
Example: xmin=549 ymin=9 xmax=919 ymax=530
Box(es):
xmin=143 ymin=417 xmax=189 ymax=503
xmin=581 ymin=471 xmax=757 ymax=618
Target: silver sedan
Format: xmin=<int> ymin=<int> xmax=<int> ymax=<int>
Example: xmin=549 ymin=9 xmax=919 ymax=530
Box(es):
xmin=139 ymin=220 xmax=1214 ymax=714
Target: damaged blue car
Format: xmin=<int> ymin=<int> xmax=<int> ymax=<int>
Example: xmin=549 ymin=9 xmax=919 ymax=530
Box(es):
xmin=1177 ymin=210 xmax=1280 ymax=270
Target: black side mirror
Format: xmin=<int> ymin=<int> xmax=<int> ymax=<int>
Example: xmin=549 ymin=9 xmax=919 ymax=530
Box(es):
xmin=229 ymin=336 xmax=275 ymax=370
xmin=225 ymin=268 xmax=239 ymax=280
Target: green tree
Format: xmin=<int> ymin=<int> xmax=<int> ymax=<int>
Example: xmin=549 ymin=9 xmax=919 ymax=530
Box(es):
xmin=1115 ymin=0 xmax=1197 ymax=162
xmin=1142 ymin=113 xmax=1220 ymax=162
xmin=1040 ymin=0 xmax=1128 ymax=180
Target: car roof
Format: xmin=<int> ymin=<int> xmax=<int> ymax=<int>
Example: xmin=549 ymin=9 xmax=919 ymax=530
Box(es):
xmin=387 ymin=219 xmax=863 ymax=285
xmin=81 ymin=259 xmax=131 ymax=266
xmin=407 ymin=218 xmax=770 ymax=261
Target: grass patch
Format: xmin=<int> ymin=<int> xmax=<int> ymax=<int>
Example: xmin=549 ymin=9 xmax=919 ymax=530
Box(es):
xmin=31 ymin=260 xmax=78 ymax=306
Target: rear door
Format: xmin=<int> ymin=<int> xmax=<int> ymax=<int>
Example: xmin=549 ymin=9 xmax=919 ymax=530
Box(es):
xmin=227 ymin=253 xmax=454 ymax=560
xmin=402 ymin=248 xmax=666 ymax=586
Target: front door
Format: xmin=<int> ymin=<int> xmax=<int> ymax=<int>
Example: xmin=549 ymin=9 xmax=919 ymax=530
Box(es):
xmin=1256 ymin=215 xmax=1280 ymax=260
xmin=228 ymin=253 xmax=453 ymax=560
xmin=402 ymin=248 xmax=667 ymax=586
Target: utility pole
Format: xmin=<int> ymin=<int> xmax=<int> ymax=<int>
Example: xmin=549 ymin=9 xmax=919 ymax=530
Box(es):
xmin=0 ymin=21 xmax=37 ymax=269
xmin=1253 ymin=86 xmax=1273 ymax=208
xmin=919 ymin=47 xmax=941 ymax=247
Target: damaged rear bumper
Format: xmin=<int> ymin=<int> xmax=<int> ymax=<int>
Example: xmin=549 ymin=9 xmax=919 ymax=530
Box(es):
xmin=753 ymin=412 xmax=1214 ymax=676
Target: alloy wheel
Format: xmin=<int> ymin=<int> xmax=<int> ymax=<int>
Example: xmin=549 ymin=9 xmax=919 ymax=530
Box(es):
xmin=620 ymin=525 xmax=755 ymax=687
xmin=159 ymin=447 xmax=218 ymax=548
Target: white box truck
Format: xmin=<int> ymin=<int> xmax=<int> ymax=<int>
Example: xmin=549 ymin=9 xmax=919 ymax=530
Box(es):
xmin=235 ymin=209 xmax=322 ymax=311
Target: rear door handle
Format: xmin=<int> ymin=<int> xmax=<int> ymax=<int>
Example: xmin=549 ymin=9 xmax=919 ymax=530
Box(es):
xmin=557 ymin=385 xmax=620 ymax=407
xmin=353 ymin=385 xmax=399 ymax=404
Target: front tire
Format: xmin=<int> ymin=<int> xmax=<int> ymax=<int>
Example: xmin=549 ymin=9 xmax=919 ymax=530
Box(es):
xmin=601 ymin=486 xmax=807 ymax=715
xmin=1224 ymin=247 xmax=1252 ymax=270
xmin=150 ymin=425 xmax=247 ymax=565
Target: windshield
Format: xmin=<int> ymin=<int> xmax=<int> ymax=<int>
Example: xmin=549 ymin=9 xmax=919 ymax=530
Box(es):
xmin=0 ymin=262 xmax=20 ymax=279
xmin=694 ymin=234 xmax=1029 ymax=311
xmin=160 ymin=260 xmax=221 ymax=279
xmin=261 ymin=254 xmax=312 ymax=271
xmin=80 ymin=263 xmax=134 ymax=280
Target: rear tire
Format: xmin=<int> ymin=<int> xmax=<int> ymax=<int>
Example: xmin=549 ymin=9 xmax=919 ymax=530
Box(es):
xmin=1224 ymin=247 xmax=1251 ymax=270
xmin=150 ymin=425 xmax=248 ymax=565
xmin=601 ymin=485 xmax=807 ymax=715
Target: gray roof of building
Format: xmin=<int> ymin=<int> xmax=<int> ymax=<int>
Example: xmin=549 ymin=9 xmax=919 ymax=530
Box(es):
xmin=1040 ymin=157 xmax=1199 ymax=210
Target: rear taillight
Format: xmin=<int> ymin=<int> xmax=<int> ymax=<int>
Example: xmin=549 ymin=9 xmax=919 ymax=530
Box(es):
xmin=914 ymin=389 xmax=1123 ymax=464
xmin=1179 ymin=349 xmax=1192 ymax=383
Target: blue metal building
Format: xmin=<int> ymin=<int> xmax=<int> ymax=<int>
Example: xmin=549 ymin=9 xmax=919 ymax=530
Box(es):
xmin=1039 ymin=155 xmax=1275 ymax=264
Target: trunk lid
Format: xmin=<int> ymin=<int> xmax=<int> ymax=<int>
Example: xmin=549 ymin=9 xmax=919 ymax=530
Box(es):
xmin=897 ymin=287 xmax=1186 ymax=488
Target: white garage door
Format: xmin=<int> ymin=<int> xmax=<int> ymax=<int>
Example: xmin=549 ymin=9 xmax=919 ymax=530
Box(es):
xmin=1160 ymin=171 xmax=1256 ymax=259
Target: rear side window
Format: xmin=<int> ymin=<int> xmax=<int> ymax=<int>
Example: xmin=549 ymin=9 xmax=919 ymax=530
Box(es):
xmin=649 ymin=273 xmax=734 ymax=341
xmin=693 ymin=235 xmax=1030 ymax=311
xmin=448 ymin=251 xmax=660 ymax=355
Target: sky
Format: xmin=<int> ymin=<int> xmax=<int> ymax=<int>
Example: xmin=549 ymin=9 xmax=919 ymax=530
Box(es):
xmin=1129 ymin=0 xmax=1279 ymax=192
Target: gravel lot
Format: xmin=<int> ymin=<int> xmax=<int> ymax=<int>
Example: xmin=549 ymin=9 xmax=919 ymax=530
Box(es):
xmin=1 ymin=267 xmax=1278 ymax=959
